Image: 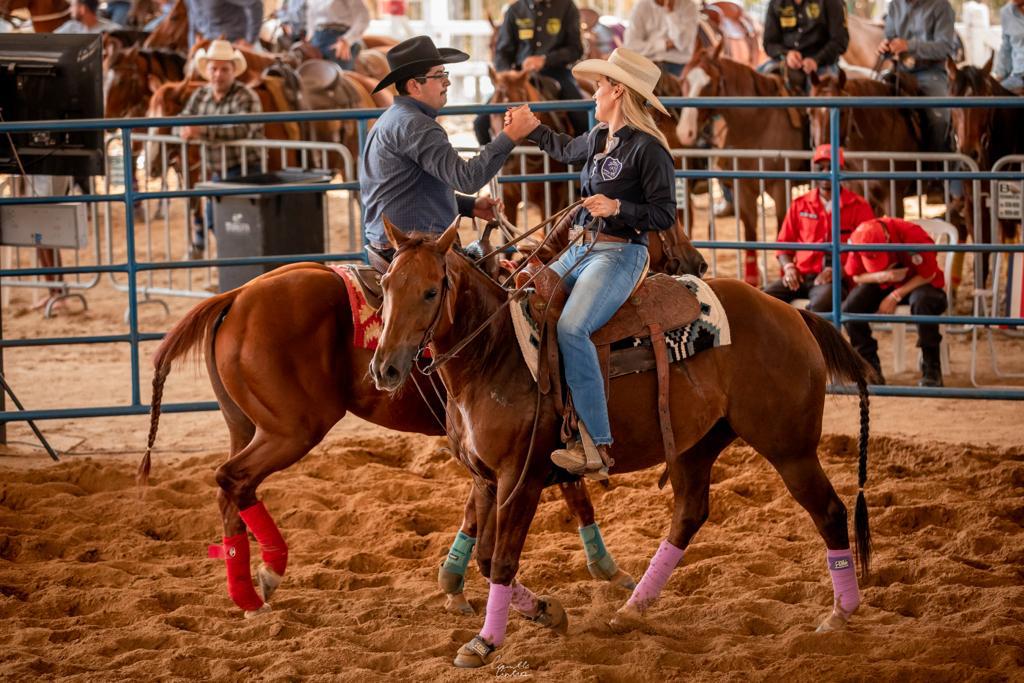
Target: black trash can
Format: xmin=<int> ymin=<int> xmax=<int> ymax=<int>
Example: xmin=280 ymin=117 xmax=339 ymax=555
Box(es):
xmin=202 ymin=171 xmax=330 ymax=292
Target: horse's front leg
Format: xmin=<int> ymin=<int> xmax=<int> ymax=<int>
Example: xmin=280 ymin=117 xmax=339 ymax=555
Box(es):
xmin=557 ymin=480 xmax=635 ymax=590
xmin=438 ymin=483 xmax=480 ymax=616
xmin=454 ymin=475 xmax=566 ymax=668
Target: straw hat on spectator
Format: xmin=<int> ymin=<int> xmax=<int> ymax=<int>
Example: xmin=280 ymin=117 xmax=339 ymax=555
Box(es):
xmin=195 ymin=40 xmax=247 ymax=79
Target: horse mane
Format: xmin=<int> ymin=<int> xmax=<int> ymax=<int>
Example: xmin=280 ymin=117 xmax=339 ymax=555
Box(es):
xmin=954 ymin=65 xmax=1014 ymax=97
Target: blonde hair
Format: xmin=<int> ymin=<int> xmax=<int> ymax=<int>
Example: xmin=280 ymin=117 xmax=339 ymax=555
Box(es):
xmin=611 ymin=78 xmax=671 ymax=152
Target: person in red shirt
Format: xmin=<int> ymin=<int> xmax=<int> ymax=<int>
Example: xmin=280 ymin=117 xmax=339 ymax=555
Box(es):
xmin=764 ymin=144 xmax=875 ymax=311
xmin=843 ymin=217 xmax=949 ymax=387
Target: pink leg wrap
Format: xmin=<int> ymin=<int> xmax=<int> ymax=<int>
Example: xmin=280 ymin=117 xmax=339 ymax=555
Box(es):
xmin=479 ymin=582 xmax=514 ymax=646
xmin=627 ymin=540 xmax=684 ymax=613
xmin=239 ymin=501 xmax=288 ymax=576
xmin=220 ymin=533 xmax=264 ymax=612
xmin=826 ymin=549 xmax=860 ymax=615
xmin=509 ymin=581 xmax=539 ymax=616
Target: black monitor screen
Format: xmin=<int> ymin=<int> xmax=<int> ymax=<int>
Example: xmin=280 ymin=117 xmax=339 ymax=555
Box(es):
xmin=0 ymin=33 xmax=105 ymax=176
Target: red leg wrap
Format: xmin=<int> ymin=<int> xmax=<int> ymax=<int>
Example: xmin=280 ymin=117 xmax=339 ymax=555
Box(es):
xmin=239 ymin=501 xmax=289 ymax=576
xmin=221 ymin=533 xmax=263 ymax=612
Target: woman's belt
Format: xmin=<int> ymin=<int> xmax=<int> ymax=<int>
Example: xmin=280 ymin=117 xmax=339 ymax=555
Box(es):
xmin=568 ymin=227 xmax=631 ymax=244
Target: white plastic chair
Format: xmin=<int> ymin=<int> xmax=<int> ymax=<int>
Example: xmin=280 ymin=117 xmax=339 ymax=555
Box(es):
xmin=891 ymin=219 xmax=957 ymax=374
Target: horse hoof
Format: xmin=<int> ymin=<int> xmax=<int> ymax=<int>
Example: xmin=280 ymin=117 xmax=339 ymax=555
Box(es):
xmin=453 ymin=635 xmax=496 ymax=668
xmin=816 ymin=608 xmax=852 ymax=633
xmin=257 ymin=564 xmax=283 ymax=603
xmin=526 ymin=595 xmax=568 ymax=635
xmin=438 ymin=563 xmax=466 ymax=595
xmin=444 ymin=592 xmax=476 ymax=616
xmin=243 ymin=603 xmax=272 ymax=619
xmin=610 ymin=568 xmax=636 ymax=591
xmin=608 ymin=603 xmax=644 ymax=634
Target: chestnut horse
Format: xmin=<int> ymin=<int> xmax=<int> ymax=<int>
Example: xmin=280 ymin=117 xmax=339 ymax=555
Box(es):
xmin=677 ymin=42 xmax=810 ymax=285
xmin=0 ymin=0 xmax=69 ymax=32
xmin=946 ymin=57 xmax=1024 ymax=283
xmin=808 ymin=69 xmax=925 ymax=218
xmin=369 ymin=221 xmax=873 ymax=667
xmin=143 ymin=0 xmax=188 ymax=52
xmin=105 ymin=45 xmax=187 ymax=118
xmin=137 ymin=220 xmax=707 ymax=617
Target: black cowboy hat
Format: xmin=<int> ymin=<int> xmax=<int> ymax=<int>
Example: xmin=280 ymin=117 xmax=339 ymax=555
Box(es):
xmin=372 ymin=35 xmax=469 ymax=94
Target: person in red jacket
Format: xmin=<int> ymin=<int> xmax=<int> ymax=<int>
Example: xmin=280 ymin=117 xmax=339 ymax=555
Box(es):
xmin=843 ymin=217 xmax=949 ymax=387
xmin=763 ymin=144 xmax=875 ymax=311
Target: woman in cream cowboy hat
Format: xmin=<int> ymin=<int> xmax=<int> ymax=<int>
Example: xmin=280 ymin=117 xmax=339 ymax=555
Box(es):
xmin=505 ymin=47 xmax=677 ymax=480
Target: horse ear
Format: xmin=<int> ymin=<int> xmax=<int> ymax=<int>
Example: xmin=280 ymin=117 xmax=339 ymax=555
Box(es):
xmin=712 ymin=40 xmax=724 ymax=60
xmin=981 ymin=51 xmax=994 ymax=76
xmin=436 ymin=217 xmax=461 ymax=254
xmin=382 ymin=215 xmax=410 ymax=249
xmin=945 ymin=57 xmax=958 ymax=81
xmin=147 ymin=73 xmax=162 ymax=93
xmin=488 ymin=64 xmax=498 ymax=84
xmin=809 ymin=70 xmax=821 ymax=87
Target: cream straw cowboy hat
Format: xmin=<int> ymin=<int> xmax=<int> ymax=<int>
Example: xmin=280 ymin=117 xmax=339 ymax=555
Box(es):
xmin=195 ymin=40 xmax=247 ymax=79
xmin=572 ymin=47 xmax=669 ymax=116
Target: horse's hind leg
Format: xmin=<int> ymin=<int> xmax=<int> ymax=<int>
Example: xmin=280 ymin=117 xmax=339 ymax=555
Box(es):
xmin=212 ymin=430 xmax=326 ymax=616
xmin=438 ymin=484 xmax=479 ymax=616
xmin=763 ymin=447 xmax=861 ymax=632
xmin=558 ymin=480 xmax=635 ymax=590
xmin=611 ymin=420 xmax=735 ymax=632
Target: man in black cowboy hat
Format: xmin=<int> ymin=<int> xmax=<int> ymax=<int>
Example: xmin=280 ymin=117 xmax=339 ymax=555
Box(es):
xmin=360 ymin=36 xmax=537 ymax=262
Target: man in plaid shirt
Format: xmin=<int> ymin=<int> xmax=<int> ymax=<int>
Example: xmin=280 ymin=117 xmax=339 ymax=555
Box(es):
xmin=177 ymin=40 xmax=264 ymax=256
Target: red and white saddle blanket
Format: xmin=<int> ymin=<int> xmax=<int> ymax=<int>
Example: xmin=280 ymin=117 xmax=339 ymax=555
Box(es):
xmin=331 ymin=265 xmax=383 ymax=350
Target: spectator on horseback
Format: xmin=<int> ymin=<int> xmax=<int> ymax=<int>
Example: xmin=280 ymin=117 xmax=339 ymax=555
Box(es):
xmin=760 ymin=0 xmax=849 ymax=89
xmin=579 ymin=7 xmax=618 ymax=59
xmin=623 ymin=0 xmax=699 ymax=77
xmin=185 ymin=0 xmax=262 ymax=47
xmin=843 ymin=217 xmax=948 ymax=387
xmin=176 ymin=40 xmax=264 ymax=258
xmin=994 ymin=0 xmax=1024 ymax=93
xmin=474 ymin=0 xmax=588 ymax=145
xmin=302 ymin=0 xmax=370 ymax=71
xmin=764 ymin=144 xmax=874 ymax=311
xmin=55 ymin=0 xmax=122 ymax=33
xmin=360 ymin=36 xmax=537 ymax=266
xmin=877 ymin=0 xmax=958 ymax=154
xmin=505 ymin=47 xmax=677 ymax=480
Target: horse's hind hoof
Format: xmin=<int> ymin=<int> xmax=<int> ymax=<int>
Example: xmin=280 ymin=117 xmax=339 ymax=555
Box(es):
xmin=526 ymin=595 xmax=568 ymax=635
xmin=608 ymin=603 xmax=644 ymax=634
xmin=816 ymin=606 xmax=853 ymax=633
xmin=444 ymin=592 xmax=476 ymax=616
xmin=257 ymin=564 xmax=283 ymax=603
xmin=243 ymin=603 xmax=272 ymax=619
xmin=610 ymin=568 xmax=636 ymax=591
xmin=453 ymin=635 xmax=496 ymax=668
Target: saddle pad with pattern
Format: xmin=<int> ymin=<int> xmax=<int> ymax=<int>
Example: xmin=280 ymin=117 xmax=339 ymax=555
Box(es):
xmin=511 ymin=275 xmax=731 ymax=381
xmin=332 ymin=265 xmax=383 ymax=350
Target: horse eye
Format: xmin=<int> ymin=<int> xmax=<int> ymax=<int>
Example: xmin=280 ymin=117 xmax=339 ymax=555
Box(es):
xmin=425 ymin=288 xmax=438 ymax=301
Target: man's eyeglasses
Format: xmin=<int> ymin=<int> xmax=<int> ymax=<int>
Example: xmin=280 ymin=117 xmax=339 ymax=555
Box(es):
xmin=414 ymin=71 xmax=450 ymax=83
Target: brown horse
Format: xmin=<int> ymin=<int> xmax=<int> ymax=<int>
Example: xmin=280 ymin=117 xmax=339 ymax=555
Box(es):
xmin=0 ymin=0 xmax=69 ymax=32
xmin=143 ymin=0 xmax=188 ymax=52
xmin=488 ymin=69 xmax=577 ymax=226
xmin=946 ymin=57 xmax=1024 ymax=282
xmin=105 ymin=44 xmax=187 ymax=118
xmin=808 ymin=69 xmax=925 ymax=218
xmin=137 ymin=218 xmax=706 ymax=617
xmin=677 ymin=42 xmax=809 ymax=285
xmin=369 ymin=221 xmax=873 ymax=667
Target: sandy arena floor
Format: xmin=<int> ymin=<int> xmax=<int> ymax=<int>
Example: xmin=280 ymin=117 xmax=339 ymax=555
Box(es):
xmin=1 ymin=148 xmax=1023 ymax=680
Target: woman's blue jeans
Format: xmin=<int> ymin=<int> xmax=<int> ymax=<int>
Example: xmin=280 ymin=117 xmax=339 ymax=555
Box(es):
xmin=549 ymin=241 xmax=649 ymax=445
xmin=311 ymin=29 xmax=362 ymax=70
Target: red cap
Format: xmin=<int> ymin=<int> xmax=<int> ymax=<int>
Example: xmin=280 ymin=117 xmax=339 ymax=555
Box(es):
xmin=849 ymin=220 xmax=893 ymax=271
xmin=812 ymin=144 xmax=845 ymax=167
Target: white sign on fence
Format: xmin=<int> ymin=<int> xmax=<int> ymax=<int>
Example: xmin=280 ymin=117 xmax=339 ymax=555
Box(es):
xmin=996 ymin=181 xmax=1023 ymax=220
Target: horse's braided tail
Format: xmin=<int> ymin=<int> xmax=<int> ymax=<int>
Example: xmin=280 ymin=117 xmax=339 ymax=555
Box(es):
xmin=797 ymin=309 xmax=874 ymax=579
xmin=137 ymin=289 xmax=240 ymax=487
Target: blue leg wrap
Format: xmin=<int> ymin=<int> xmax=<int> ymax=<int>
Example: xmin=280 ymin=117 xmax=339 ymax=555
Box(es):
xmin=580 ymin=523 xmax=619 ymax=581
xmin=438 ymin=531 xmax=476 ymax=594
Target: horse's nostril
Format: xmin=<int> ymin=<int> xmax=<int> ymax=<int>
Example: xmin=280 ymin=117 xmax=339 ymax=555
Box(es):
xmin=385 ymin=366 xmax=400 ymax=382
xmin=699 ymin=261 xmax=709 ymax=277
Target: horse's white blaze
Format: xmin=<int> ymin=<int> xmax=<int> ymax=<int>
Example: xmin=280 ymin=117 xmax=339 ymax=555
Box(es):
xmin=677 ymin=67 xmax=711 ymax=145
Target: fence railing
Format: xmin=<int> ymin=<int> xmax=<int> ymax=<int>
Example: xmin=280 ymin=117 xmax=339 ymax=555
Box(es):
xmin=1 ymin=95 xmax=1023 ymax=431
